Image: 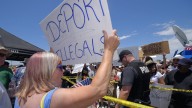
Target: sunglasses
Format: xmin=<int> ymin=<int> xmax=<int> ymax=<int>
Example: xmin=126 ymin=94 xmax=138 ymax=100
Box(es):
xmin=0 ymin=53 xmax=6 ymax=57
xmin=57 ymin=64 xmax=63 ymax=71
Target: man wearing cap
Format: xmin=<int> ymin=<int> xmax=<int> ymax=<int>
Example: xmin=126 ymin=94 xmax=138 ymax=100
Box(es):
xmin=0 ymin=46 xmax=13 ymax=90
xmin=0 ymin=46 xmax=12 ymax=107
xmin=165 ymin=58 xmax=192 ymax=108
xmin=115 ymin=50 xmax=151 ymax=108
xmin=167 ymin=55 xmax=184 ymax=72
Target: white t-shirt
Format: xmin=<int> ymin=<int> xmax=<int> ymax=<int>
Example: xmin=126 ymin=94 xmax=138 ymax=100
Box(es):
xmin=167 ymin=65 xmax=177 ymax=72
xmin=116 ymin=71 xmax=122 ymax=80
xmin=0 ymin=82 xmax=12 ymax=108
xmin=116 ymin=71 xmax=122 ymax=98
xmin=150 ymin=71 xmax=163 ymax=84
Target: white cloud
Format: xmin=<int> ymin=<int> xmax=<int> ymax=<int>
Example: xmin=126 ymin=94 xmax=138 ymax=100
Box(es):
xmin=153 ymin=21 xmax=176 ymax=36
xmin=153 ymin=21 xmax=175 ymax=28
xmin=119 ymin=35 xmax=131 ymax=40
xmin=154 ymin=27 xmax=174 ymax=36
xmin=119 ymin=32 xmax=137 ymax=40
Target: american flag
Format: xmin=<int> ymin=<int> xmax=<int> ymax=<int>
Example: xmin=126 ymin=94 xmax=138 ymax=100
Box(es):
xmin=72 ymin=78 xmax=92 ymax=88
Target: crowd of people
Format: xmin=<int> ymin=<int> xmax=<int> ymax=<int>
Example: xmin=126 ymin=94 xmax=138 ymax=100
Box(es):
xmin=115 ymin=50 xmax=192 ymax=108
xmin=0 ymin=30 xmax=192 ymax=108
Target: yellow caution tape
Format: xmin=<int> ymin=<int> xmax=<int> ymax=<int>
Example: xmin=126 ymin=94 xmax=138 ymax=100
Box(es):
xmin=63 ymin=76 xmax=77 ymax=80
xmin=62 ymin=76 xmax=153 ymax=108
xmin=64 ymin=76 xmax=118 ymax=83
xmin=110 ymin=80 xmax=118 ymax=84
xmin=103 ymin=96 xmax=153 ymax=108
xmin=62 ymin=76 xmax=76 ymax=85
xmin=150 ymin=85 xmax=192 ymax=93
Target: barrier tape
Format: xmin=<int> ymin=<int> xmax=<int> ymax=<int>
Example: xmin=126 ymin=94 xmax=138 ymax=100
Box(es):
xmin=63 ymin=76 xmax=118 ymax=83
xmin=150 ymin=85 xmax=192 ymax=93
xmin=62 ymin=76 xmax=76 ymax=85
xmin=110 ymin=80 xmax=118 ymax=84
xmin=63 ymin=76 xmax=77 ymax=80
xmin=103 ymin=96 xmax=153 ymax=108
xmin=64 ymin=76 xmax=192 ymax=93
xmin=62 ymin=76 xmax=153 ymax=108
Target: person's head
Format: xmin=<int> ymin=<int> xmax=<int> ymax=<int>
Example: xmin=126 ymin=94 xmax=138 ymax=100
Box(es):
xmin=172 ymin=55 xmax=184 ymax=67
xmin=146 ymin=60 xmax=157 ymax=73
xmin=177 ymin=58 xmax=192 ymax=73
xmin=62 ymin=65 xmax=67 ymax=70
xmin=118 ymin=50 xmax=134 ymax=66
xmin=0 ymin=46 xmax=10 ymax=66
xmin=16 ymin=52 xmax=64 ymax=102
xmin=66 ymin=65 xmax=72 ymax=72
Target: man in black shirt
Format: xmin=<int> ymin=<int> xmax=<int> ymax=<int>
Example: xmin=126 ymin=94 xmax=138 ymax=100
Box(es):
xmin=115 ymin=50 xmax=150 ymax=108
xmin=165 ymin=58 xmax=192 ymax=108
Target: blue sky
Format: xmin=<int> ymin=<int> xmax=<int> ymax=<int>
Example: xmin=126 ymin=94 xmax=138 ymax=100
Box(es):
xmin=1 ymin=0 xmax=192 ymax=62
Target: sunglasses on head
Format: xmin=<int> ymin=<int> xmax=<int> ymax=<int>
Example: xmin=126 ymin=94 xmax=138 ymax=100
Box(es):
xmin=57 ymin=64 xmax=63 ymax=71
xmin=0 ymin=53 xmax=6 ymax=57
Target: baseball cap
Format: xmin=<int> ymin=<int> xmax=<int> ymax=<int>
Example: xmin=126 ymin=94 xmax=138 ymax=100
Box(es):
xmin=118 ymin=50 xmax=132 ymax=62
xmin=173 ymin=55 xmax=184 ymax=60
xmin=178 ymin=58 xmax=192 ymax=66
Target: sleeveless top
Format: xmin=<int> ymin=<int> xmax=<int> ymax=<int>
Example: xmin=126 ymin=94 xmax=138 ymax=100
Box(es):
xmin=14 ymin=88 xmax=58 ymax=108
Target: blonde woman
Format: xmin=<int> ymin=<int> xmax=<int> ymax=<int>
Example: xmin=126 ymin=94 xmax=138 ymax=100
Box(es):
xmin=14 ymin=30 xmax=119 ymax=108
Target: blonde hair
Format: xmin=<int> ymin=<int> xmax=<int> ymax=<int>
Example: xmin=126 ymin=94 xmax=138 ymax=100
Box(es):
xmin=15 ymin=52 xmax=61 ymax=103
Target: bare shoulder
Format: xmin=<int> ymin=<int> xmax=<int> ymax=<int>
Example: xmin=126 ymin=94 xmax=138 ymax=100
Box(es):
xmin=19 ymin=93 xmax=45 ymax=108
xmin=51 ymin=86 xmax=100 ymax=108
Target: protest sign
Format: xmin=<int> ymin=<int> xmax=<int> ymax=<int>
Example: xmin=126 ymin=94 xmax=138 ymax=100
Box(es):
xmin=141 ymin=41 xmax=170 ymax=56
xmin=72 ymin=64 xmax=84 ymax=74
xmin=139 ymin=49 xmax=144 ymax=58
xmin=150 ymin=84 xmax=173 ymax=108
xmin=40 ymin=0 xmax=118 ymax=65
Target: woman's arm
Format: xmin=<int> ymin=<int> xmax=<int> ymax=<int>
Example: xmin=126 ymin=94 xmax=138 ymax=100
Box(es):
xmin=91 ymin=30 xmax=119 ymax=94
xmin=52 ymin=30 xmax=119 ymax=108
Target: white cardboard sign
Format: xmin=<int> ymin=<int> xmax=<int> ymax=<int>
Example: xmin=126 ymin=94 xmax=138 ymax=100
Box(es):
xmin=40 ymin=0 xmax=118 ymax=65
xmin=72 ymin=64 xmax=84 ymax=74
